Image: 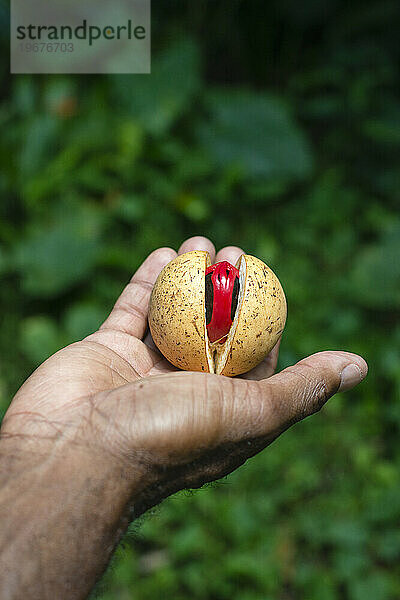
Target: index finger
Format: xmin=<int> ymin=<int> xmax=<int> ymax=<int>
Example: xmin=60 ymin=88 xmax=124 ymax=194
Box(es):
xmin=99 ymin=247 xmax=177 ymax=339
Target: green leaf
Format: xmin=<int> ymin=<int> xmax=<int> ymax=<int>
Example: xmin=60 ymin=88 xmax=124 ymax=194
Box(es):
xmin=19 ymin=114 xmax=60 ymax=178
xmin=351 ymin=222 xmax=400 ymax=308
xmin=111 ymin=38 xmax=201 ymax=135
xmin=376 ymin=530 xmax=400 ymax=561
xmin=349 ymin=572 xmax=393 ymax=600
xmin=362 ymin=99 xmax=400 ymax=146
xmin=15 ymin=205 xmax=103 ymax=297
xmin=20 ymin=316 xmax=63 ymax=365
xmin=64 ymin=303 xmax=105 ymax=341
xmin=198 ymin=90 xmax=313 ymax=180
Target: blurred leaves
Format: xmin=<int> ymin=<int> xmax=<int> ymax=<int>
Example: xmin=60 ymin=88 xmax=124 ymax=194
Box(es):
xmin=20 ymin=316 xmax=63 ymax=365
xmin=64 ymin=302 xmax=104 ymax=340
xmin=112 ymin=38 xmax=201 ymax=135
xmin=351 ymin=222 xmax=400 ymax=308
xmin=14 ymin=203 xmax=103 ymax=297
xmin=198 ymin=90 xmax=313 ymax=180
xmin=0 ymin=1 xmax=399 ymax=598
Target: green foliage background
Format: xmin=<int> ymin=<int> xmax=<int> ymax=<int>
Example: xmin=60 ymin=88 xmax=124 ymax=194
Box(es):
xmin=1 ymin=1 xmax=400 ymax=598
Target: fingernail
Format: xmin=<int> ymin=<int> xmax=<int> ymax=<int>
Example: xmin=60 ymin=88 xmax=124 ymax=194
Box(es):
xmin=339 ymin=364 xmax=364 ymax=392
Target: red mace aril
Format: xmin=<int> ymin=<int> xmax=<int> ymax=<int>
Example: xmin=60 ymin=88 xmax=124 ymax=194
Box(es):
xmin=205 ymin=261 xmax=240 ymax=343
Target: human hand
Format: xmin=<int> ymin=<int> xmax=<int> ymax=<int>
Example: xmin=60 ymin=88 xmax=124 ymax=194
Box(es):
xmin=2 ymin=236 xmax=368 ymax=507
xmin=0 ymin=236 xmax=368 ymax=599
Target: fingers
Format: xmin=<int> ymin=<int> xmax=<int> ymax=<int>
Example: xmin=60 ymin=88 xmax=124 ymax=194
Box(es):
xmin=178 ymin=236 xmax=216 ymax=262
xmin=214 ymin=246 xmax=244 ymax=266
xmin=177 ymin=237 xmax=244 ymax=267
xmin=100 ymin=247 xmax=177 ymax=339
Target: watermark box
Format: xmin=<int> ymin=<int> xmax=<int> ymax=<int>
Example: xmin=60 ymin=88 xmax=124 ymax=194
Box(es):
xmin=10 ymin=0 xmax=150 ymax=74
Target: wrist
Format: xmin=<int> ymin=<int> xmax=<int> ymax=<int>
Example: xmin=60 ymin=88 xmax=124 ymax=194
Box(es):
xmin=0 ymin=429 xmax=151 ymax=600
xmin=0 ymin=408 xmax=154 ymax=519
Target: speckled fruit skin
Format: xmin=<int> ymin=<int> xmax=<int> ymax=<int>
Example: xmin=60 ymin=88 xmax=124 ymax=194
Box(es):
xmin=220 ymin=254 xmax=286 ymax=376
xmin=149 ymin=251 xmax=211 ymax=373
xmin=148 ymin=250 xmax=287 ymax=377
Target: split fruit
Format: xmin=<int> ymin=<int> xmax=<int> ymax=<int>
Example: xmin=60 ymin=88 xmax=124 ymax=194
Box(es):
xmin=148 ymin=251 xmax=287 ymax=377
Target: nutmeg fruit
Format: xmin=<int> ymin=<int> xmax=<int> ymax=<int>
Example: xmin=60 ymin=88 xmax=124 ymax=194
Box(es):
xmin=148 ymin=251 xmax=287 ymax=377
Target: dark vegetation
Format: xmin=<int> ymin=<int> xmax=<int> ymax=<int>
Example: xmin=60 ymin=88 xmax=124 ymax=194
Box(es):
xmin=0 ymin=1 xmax=399 ymax=598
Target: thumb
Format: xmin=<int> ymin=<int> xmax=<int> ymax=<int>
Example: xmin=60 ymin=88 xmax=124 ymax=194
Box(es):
xmin=258 ymin=350 xmax=368 ymax=433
